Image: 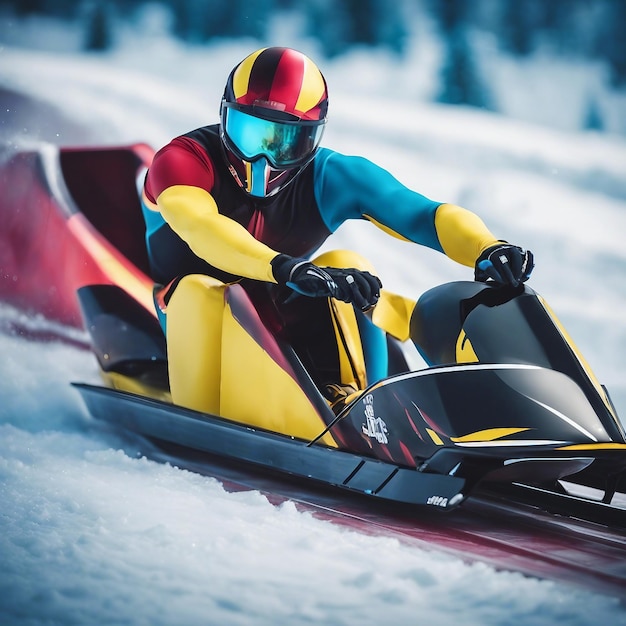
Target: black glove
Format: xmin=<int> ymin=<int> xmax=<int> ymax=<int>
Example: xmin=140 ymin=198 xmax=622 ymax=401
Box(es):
xmin=475 ymin=243 xmax=534 ymax=287
xmin=271 ymin=254 xmax=382 ymax=311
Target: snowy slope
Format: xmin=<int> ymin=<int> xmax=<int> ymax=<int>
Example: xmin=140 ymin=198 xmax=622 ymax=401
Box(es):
xmin=1 ymin=43 xmax=626 ymax=626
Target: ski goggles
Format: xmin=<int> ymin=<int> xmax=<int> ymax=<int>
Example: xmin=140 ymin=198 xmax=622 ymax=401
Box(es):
xmin=222 ymin=104 xmax=325 ymax=169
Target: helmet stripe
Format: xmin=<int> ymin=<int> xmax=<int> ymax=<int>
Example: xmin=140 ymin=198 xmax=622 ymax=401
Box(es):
xmin=294 ymin=55 xmax=327 ymax=118
xmin=268 ymin=49 xmax=304 ymax=114
xmin=232 ymin=47 xmax=266 ymax=100
xmin=228 ymin=47 xmax=327 ymax=119
xmin=245 ymin=47 xmax=283 ymax=105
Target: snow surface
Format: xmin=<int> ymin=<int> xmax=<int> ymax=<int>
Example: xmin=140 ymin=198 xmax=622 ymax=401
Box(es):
xmin=1 ymin=31 xmax=626 ymax=626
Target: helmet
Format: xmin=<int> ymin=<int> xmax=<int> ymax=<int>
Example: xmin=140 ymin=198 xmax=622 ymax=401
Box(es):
xmin=220 ymin=47 xmax=328 ymax=198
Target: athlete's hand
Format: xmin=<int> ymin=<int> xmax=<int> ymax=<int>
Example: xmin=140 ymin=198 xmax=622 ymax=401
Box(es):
xmin=272 ymin=254 xmax=382 ymax=311
xmin=475 ymin=243 xmax=534 ymax=287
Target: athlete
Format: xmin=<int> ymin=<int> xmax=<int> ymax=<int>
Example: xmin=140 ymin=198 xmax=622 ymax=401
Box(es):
xmin=141 ymin=46 xmax=534 ymax=417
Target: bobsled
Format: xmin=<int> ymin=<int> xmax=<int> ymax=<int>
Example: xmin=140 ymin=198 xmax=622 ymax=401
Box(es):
xmin=2 ymin=143 xmax=625 ymax=520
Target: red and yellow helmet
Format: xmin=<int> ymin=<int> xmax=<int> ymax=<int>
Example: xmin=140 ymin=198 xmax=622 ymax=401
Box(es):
xmin=220 ymin=47 xmax=328 ymax=197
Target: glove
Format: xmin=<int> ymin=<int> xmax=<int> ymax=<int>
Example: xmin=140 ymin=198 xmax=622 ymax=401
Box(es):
xmin=271 ymin=254 xmax=382 ymax=311
xmin=475 ymin=243 xmax=534 ymax=287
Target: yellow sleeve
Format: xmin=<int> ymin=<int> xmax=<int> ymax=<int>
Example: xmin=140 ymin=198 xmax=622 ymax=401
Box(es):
xmin=156 ymin=184 xmax=278 ymax=282
xmin=434 ymin=203 xmax=500 ymax=267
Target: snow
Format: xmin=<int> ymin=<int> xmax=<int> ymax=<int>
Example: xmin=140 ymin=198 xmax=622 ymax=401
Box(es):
xmin=1 ymin=20 xmax=626 ymax=626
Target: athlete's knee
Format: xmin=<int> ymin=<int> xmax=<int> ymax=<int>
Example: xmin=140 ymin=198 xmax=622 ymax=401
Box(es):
xmin=174 ymin=273 xmax=225 ymax=295
xmin=155 ymin=274 xmax=228 ymax=331
xmin=166 ymin=274 xmax=228 ymax=311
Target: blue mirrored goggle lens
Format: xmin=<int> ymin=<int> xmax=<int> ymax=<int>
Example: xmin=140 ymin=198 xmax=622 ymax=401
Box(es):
xmin=224 ymin=107 xmax=324 ymax=167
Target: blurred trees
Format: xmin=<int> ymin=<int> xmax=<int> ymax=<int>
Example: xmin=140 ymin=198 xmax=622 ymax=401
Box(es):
xmin=301 ymin=0 xmax=408 ymax=58
xmin=5 ymin=0 xmax=623 ymax=77
xmin=491 ymin=0 xmax=626 ymax=88
xmin=84 ymin=1 xmax=113 ymax=51
xmin=598 ymin=0 xmax=626 ymax=87
xmin=171 ymin=0 xmax=272 ymax=43
xmin=429 ymin=0 xmax=492 ymax=109
xmin=3 ymin=0 xmax=625 ymax=100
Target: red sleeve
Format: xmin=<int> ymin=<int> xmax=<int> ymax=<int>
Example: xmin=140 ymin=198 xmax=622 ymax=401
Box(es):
xmin=144 ymin=136 xmax=216 ymax=203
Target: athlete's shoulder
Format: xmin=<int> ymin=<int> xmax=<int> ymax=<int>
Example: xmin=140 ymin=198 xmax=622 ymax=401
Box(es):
xmin=312 ymin=145 xmax=441 ymax=235
xmin=312 ymin=148 xmax=385 ymax=228
xmin=146 ymin=125 xmax=219 ymax=200
xmin=314 ymin=146 xmax=362 ymax=165
xmin=154 ymin=125 xmax=219 ymax=161
xmin=181 ymin=124 xmax=221 ymax=150
xmin=314 ymin=147 xmax=383 ymax=179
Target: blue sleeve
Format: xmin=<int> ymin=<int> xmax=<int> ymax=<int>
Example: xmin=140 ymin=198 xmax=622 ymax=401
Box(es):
xmin=313 ymin=148 xmax=444 ymax=253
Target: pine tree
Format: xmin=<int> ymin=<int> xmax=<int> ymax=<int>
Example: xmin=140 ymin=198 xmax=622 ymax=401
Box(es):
xmin=603 ymin=0 xmax=626 ymax=87
xmin=84 ymin=1 xmax=113 ymax=52
xmin=583 ymin=95 xmax=604 ymax=131
xmin=431 ymin=0 xmax=492 ymax=109
xmin=302 ymin=0 xmax=407 ymax=58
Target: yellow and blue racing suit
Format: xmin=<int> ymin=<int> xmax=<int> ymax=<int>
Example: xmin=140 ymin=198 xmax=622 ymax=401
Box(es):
xmin=141 ymin=124 xmax=499 ymax=408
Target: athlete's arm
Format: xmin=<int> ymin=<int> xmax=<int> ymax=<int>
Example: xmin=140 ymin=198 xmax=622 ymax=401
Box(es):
xmin=155 ymin=185 xmax=276 ymax=281
xmin=432 ymin=203 xmax=500 ymax=267
xmin=145 ymin=141 xmax=278 ymax=282
xmin=313 ymin=150 xmax=499 ymax=265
